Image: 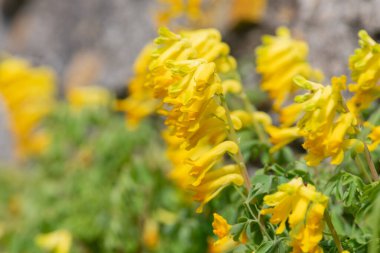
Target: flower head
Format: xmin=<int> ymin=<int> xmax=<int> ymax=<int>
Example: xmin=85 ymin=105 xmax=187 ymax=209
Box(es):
xmin=148 ymin=28 xmax=245 ymax=212
xmin=293 ymin=76 xmax=362 ymax=166
xmin=347 ymin=30 xmax=380 ymax=116
xmin=256 ymin=27 xmax=323 ymax=112
xmin=261 ymin=178 xmax=328 ymax=253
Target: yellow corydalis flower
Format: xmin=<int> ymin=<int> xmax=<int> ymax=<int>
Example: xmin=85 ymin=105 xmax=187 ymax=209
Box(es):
xmin=261 ymin=178 xmax=328 ymax=253
xmin=230 ymin=0 xmax=267 ymax=25
xmin=347 ymin=30 xmax=380 ymax=116
xmin=148 ymin=28 xmax=245 ymax=212
xmin=156 ymin=0 xmax=202 ymax=27
xmin=212 ymin=213 xmax=231 ymax=240
xmin=293 ymin=76 xmax=363 ymax=166
xmin=66 ymin=85 xmax=112 ymax=110
xmin=0 ymin=56 xmax=56 ymax=157
xmin=116 ymin=44 xmax=160 ymax=129
xmin=256 ymin=27 xmax=323 ymax=112
xmin=142 ymin=219 xmax=160 ymax=250
xmin=364 ymin=122 xmax=380 ymax=151
xmin=35 ymin=230 xmax=72 ymax=253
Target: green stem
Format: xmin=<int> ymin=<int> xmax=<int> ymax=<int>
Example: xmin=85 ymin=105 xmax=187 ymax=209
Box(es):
xmin=245 ymin=202 xmax=271 ymax=240
xmin=363 ymin=142 xmax=379 ymax=181
xmin=324 ymin=210 xmax=344 ymax=253
xmin=239 ymin=92 xmax=269 ymax=144
xmin=354 ymin=155 xmax=373 ymax=183
xmin=220 ymin=95 xmax=251 ymax=191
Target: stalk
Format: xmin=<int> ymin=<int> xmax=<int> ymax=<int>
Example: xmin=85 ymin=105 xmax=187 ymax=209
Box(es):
xmin=239 ymin=92 xmax=269 ymax=144
xmin=354 ymin=155 xmax=373 ymax=183
xmin=324 ymin=210 xmax=344 ymax=253
xmin=220 ymin=95 xmax=251 ymax=191
xmin=363 ymin=142 xmax=379 ymax=181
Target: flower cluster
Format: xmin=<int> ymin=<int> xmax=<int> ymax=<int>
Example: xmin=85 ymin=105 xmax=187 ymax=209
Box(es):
xmin=261 ymin=178 xmax=329 ymax=253
xmin=347 ymin=30 xmax=380 ymax=116
xmin=143 ymin=27 xmax=247 ymax=212
xmin=256 ymin=27 xmax=323 ymax=112
xmin=293 ymin=76 xmax=362 ymax=166
xmin=0 ymin=56 xmax=56 ymax=157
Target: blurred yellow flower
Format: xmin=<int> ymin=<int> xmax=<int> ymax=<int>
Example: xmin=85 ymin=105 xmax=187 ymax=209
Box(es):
xmin=0 ymin=56 xmax=56 ymax=157
xmin=116 ymin=44 xmax=161 ymax=129
xmin=142 ymin=219 xmax=160 ymax=250
xmin=347 ymin=30 xmax=380 ymax=116
xmin=256 ymin=27 xmax=323 ymax=112
xmin=261 ymin=178 xmax=328 ymax=253
xmin=208 ymin=213 xmax=239 ymax=253
xmin=156 ymin=0 xmax=202 ymax=27
xmin=230 ymin=0 xmax=267 ymax=25
xmin=35 ymin=230 xmax=72 ymax=253
xmin=67 ymin=85 xmax=112 ymax=110
xmin=364 ymin=122 xmax=380 ymax=151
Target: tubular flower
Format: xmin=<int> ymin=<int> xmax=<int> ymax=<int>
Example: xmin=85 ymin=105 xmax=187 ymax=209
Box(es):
xmin=261 ymin=178 xmax=328 ymax=253
xmin=347 ymin=30 xmax=380 ymax=116
xmin=35 ymin=230 xmax=72 ymax=253
xmin=265 ymin=126 xmax=301 ymax=153
xmin=209 ymin=213 xmax=240 ymax=253
xmin=256 ymin=27 xmax=323 ymax=112
xmin=293 ymin=76 xmax=363 ymax=166
xmin=231 ymin=110 xmax=272 ymax=128
xmin=148 ymin=28 xmax=245 ymax=212
xmin=116 ymin=44 xmax=161 ymax=129
xmin=0 ymin=56 xmax=56 ymax=157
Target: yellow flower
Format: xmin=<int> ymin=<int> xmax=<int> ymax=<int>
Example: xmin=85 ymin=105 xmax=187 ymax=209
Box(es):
xmin=347 ymin=30 xmax=380 ymax=115
xmin=256 ymin=27 xmax=323 ymax=111
xmin=66 ymin=85 xmax=111 ymax=110
xmin=146 ymin=28 xmax=246 ymax=212
xmin=209 ymin=213 xmax=240 ymax=252
xmin=289 ymin=189 xmax=328 ymax=253
xmin=35 ymin=230 xmax=72 ymax=253
xmin=155 ymin=0 xmax=202 ymax=27
xmin=116 ymin=44 xmax=160 ymax=129
xmin=231 ymin=110 xmax=272 ymax=128
xmin=142 ymin=219 xmax=160 ymax=250
xmin=208 ymin=237 xmax=238 ymax=253
xmin=364 ymin=122 xmax=380 ymax=151
xmin=266 ymin=126 xmax=301 ymax=153
xmin=191 ymin=164 xmax=243 ymax=213
xmin=230 ymin=0 xmax=267 ymax=25
xmin=0 ymin=56 xmax=56 ymax=157
xmin=261 ymin=178 xmax=328 ymax=253
xmin=212 ymin=213 xmax=231 ymax=240
xmin=261 ymin=178 xmax=305 ymax=234
xmin=293 ymin=76 xmax=362 ymax=166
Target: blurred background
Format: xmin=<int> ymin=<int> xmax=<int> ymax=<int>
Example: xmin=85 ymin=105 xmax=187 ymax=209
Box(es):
xmin=1 ymin=0 xmax=380 ymax=162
